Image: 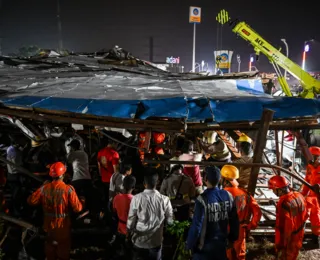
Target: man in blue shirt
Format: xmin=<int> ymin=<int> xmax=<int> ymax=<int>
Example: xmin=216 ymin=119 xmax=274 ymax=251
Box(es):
xmin=187 ymin=166 xmax=239 ymax=260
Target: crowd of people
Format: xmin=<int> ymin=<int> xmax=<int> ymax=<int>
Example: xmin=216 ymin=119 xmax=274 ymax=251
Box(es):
xmin=4 ymin=129 xmax=320 ymax=260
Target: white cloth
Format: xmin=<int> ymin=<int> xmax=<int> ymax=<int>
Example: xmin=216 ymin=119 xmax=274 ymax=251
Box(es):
xmin=65 ymin=133 xmax=84 ymax=155
xmin=127 ymin=189 xmax=174 ymax=249
xmin=179 ymin=153 xmax=202 ymax=167
xmin=67 ymin=150 xmax=91 ymax=181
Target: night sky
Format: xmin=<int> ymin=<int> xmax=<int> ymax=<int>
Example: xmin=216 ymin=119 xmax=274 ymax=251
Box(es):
xmin=0 ymin=0 xmax=319 ymax=72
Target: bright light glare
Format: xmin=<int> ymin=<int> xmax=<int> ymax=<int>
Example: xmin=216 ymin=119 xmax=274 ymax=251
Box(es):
xmin=250 ymin=57 xmax=254 ymax=62
xmin=304 ymin=44 xmax=310 ymax=52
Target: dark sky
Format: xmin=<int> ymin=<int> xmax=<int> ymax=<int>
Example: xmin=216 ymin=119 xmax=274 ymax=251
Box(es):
xmin=0 ymin=0 xmax=319 ymax=72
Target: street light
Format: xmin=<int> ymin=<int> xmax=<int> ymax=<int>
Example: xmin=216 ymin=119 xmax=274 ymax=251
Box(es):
xmin=281 ymin=39 xmax=289 ymax=79
xmin=201 ymin=60 xmax=205 ymax=71
xmin=249 ymin=55 xmax=254 ymax=71
xmin=302 ymin=39 xmax=314 ymax=71
xmin=236 ymin=54 xmax=241 ymax=72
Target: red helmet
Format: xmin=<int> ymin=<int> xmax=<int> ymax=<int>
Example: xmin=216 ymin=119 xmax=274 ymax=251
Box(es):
xmin=309 ymin=146 xmax=320 ymax=156
xmin=268 ymin=175 xmax=289 ymax=190
xmin=49 ymin=162 xmax=66 ymax=178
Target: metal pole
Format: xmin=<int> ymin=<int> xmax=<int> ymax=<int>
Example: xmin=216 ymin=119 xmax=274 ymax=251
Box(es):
xmin=192 ymin=23 xmax=196 ymax=72
xmin=57 ymin=0 xmax=63 ymax=52
xmin=302 ymin=51 xmax=306 ymax=70
xmin=144 ymin=160 xmax=312 ymax=189
xmin=281 ymin=39 xmax=289 ymax=79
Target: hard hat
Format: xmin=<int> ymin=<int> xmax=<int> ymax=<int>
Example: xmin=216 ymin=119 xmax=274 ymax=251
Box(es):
xmin=309 ymin=146 xmax=320 ymax=156
xmin=49 ymin=162 xmax=66 ymax=178
xmin=221 ymin=165 xmax=239 ymax=180
xmin=237 ymin=133 xmax=252 ymax=143
xmin=268 ymin=175 xmax=289 ymax=190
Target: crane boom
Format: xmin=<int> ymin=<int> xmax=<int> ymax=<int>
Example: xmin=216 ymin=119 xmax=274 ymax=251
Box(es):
xmin=217 ymin=12 xmax=320 ymax=98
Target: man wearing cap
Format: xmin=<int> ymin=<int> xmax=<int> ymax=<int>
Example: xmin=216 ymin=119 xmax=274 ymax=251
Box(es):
xmin=233 ymin=134 xmax=253 ymax=189
xmin=220 ymin=165 xmax=262 ymax=260
xmin=28 ymin=162 xmax=83 ymax=260
xmin=268 ymin=175 xmax=308 ymax=260
xmin=67 ymin=139 xmax=93 ymax=208
xmin=186 ymin=166 xmax=239 ymax=260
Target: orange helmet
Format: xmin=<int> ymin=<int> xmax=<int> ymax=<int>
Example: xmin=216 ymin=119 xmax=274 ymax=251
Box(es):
xmin=49 ymin=162 xmax=66 ymax=178
xmin=268 ymin=175 xmax=289 ymax=190
xmin=309 ymin=146 xmax=320 ymax=156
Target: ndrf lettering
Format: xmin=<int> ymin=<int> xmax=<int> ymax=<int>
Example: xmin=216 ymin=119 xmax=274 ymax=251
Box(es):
xmin=208 ymin=201 xmax=230 ymax=222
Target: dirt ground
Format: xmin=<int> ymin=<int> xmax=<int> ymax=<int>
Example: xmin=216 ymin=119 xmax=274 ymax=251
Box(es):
xmin=246 ymin=236 xmax=320 ymax=260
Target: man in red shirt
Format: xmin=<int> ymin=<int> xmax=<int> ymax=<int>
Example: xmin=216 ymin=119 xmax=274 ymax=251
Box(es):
xmin=97 ymin=140 xmax=120 ymax=206
xmin=113 ymin=175 xmax=136 ymax=257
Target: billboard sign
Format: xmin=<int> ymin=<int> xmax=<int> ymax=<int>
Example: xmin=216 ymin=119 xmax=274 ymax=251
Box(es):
xmin=166 ymin=56 xmax=180 ymax=64
xmin=214 ymin=50 xmax=233 ymax=73
xmin=189 ymin=6 xmax=201 ymax=23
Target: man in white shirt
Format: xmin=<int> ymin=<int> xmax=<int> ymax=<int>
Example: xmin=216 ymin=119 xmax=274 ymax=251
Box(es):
xmin=67 ymin=139 xmax=92 ymax=208
xmin=127 ymin=170 xmax=174 ymax=260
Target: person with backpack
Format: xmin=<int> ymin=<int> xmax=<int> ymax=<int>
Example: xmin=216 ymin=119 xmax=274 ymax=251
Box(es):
xmin=160 ymin=164 xmax=195 ymax=221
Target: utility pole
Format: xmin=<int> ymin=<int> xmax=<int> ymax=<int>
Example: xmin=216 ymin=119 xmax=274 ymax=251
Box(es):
xmin=57 ymin=0 xmax=63 ymax=52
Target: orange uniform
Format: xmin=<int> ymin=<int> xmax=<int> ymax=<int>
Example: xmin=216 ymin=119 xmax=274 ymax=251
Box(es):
xmin=28 ymin=180 xmax=83 ymax=260
xmin=301 ymin=164 xmax=320 ymax=235
xmin=138 ymin=132 xmax=165 ymax=160
xmin=275 ymin=191 xmax=308 ymax=260
xmin=224 ymin=185 xmax=262 ymax=260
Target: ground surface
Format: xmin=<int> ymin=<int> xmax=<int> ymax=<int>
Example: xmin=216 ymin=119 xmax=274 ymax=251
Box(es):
xmin=68 ymin=236 xmax=320 ymax=260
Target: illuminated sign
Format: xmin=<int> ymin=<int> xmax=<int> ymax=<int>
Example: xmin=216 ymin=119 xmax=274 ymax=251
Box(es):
xmin=214 ymin=50 xmax=233 ymax=73
xmin=189 ymin=6 xmax=201 ymax=23
xmin=166 ymin=56 xmax=180 ymax=64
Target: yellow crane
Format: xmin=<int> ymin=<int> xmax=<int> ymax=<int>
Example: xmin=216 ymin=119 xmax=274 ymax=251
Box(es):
xmin=216 ymin=10 xmax=320 ymax=98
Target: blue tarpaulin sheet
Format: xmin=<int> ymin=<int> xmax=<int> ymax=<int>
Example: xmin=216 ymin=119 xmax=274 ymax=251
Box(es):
xmin=0 ymin=64 xmax=319 ymax=123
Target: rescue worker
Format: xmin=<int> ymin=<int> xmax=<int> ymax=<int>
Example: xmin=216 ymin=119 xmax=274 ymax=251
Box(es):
xmin=186 ymin=166 xmax=239 ymax=260
xmin=160 ymin=164 xmax=196 ymax=221
xmin=301 ymin=146 xmax=320 ymax=244
xmin=28 ymin=162 xmax=83 ymax=260
xmin=220 ymin=165 xmax=262 ymax=260
xmin=199 ymin=136 xmax=231 ymax=167
xmin=268 ymin=175 xmax=308 ymax=260
xmin=233 ymin=134 xmax=253 ymax=189
xmin=138 ymin=131 xmax=166 ymax=161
